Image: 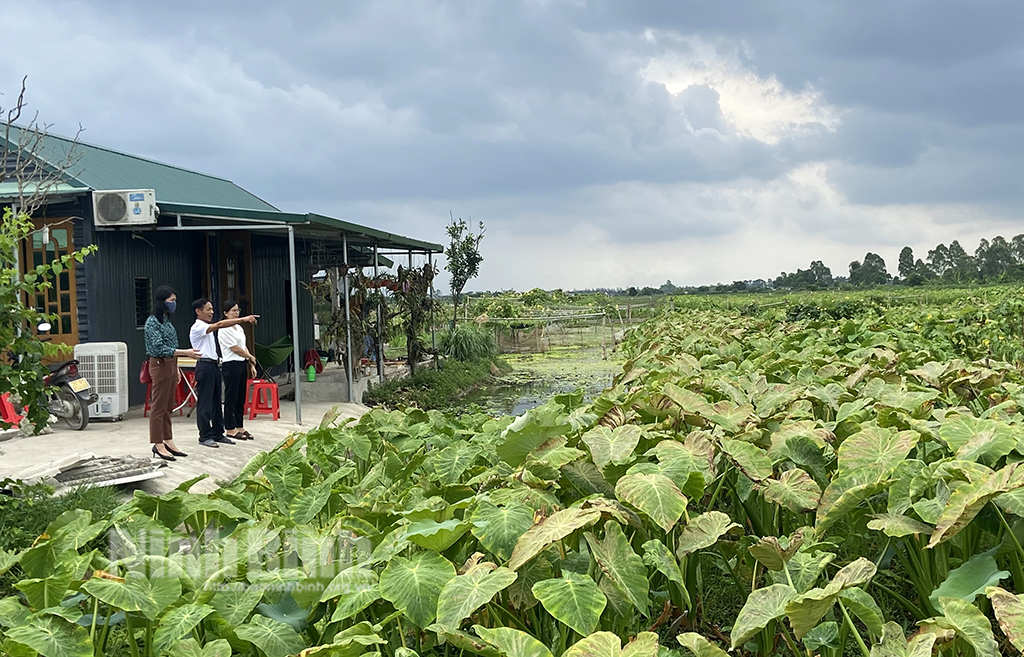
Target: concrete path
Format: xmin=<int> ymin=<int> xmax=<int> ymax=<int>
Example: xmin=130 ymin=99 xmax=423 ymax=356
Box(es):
xmin=0 ymin=400 xmax=367 ymax=495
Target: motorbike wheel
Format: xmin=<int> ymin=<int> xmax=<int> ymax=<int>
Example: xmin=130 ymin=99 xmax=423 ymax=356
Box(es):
xmin=59 ymin=388 xmax=89 ymax=431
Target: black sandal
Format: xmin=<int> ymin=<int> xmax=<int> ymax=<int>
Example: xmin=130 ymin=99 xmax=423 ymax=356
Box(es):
xmin=238 ymin=430 xmax=255 ymax=440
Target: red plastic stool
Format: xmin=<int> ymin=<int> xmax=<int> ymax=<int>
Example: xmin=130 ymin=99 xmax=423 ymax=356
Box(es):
xmin=0 ymin=393 xmax=24 ymax=427
xmin=248 ymin=380 xmax=280 ymax=420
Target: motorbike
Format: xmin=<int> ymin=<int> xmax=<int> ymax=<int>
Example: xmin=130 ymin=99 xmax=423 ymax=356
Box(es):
xmin=32 ymin=321 xmax=96 ymax=431
xmin=43 ymin=358 xmax=96 ymax=430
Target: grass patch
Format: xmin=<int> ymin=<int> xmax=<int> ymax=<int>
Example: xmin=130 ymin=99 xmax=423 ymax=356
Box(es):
xmin=0 ymin=479 xmax=121 ymax=595
xmin=363 ymin=358 xmax=509 ymax=410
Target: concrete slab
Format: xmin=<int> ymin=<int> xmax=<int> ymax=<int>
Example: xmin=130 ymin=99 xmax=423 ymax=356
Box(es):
xmin=0 ymin=399 xmax=367 ymax=495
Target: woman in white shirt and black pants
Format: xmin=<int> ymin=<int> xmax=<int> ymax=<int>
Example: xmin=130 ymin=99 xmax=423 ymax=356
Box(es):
xmin=219 ymin=300 xmax=258 ymax=440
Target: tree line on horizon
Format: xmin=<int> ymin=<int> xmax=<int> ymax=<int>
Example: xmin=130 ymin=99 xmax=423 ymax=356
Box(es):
xmin=768 ymin=233 xmax=1024 ymax=291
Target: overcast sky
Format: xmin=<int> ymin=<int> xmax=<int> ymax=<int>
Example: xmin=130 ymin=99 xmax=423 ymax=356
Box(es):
xmin=4 ymin=1 xmax=1023 ymax=291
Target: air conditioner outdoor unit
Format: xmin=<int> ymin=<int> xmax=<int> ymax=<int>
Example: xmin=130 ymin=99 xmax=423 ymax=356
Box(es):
xmin=92 ymin=189 xmax=158 ymax=227
xmin=74 ymin=342 xmax=129 ymax=421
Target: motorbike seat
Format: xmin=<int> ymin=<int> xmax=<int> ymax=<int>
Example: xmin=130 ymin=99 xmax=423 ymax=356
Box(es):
xmin=47 ymin=360 xmax=76 ymax=373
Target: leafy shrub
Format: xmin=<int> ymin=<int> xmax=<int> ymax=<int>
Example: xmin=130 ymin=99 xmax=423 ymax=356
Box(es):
xmin=439 ymin=323 xmax=497 ymax=361
xmin=363 ymin=358 xmax=506 ymax=409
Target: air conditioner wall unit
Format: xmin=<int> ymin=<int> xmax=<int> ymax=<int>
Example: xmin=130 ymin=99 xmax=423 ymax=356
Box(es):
xmin=92 ymin=189 xmax=158 ymax=227
xmin=74 ymin=342 xmax=129 ymax=420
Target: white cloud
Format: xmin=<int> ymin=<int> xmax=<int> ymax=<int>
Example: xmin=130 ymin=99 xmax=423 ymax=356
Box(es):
xmin=642 ymin=35 xmax=840 ymax=144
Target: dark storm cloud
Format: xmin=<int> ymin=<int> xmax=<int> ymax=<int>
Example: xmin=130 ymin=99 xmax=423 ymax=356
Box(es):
xmin=2 ymin=0 xmax=1023 ymax=288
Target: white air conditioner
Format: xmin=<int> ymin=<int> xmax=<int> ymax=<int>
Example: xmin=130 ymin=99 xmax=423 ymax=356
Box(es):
xmin=92 ymin=189 xmax=158 ymax=227
xmin=74 ymin=342 xmax=129 ymax=420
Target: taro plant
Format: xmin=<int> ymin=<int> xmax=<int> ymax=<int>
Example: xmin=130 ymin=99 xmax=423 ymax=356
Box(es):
xmin=4 ymin=296 xmax=1024 ymax=656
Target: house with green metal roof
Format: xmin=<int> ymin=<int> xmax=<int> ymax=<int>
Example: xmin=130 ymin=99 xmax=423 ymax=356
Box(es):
xmin=1 ymin=126 xmax=443 ymax=419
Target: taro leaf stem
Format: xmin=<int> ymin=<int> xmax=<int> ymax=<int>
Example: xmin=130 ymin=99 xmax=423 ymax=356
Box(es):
xmin=995 ymin=505 xmax=1024 ymax=562
xmin=838 ymin=599 xmax=870 ymax=657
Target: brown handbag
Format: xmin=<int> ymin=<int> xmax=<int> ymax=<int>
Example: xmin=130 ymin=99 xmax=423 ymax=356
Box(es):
xmin=140 ymin=360 xmax=152 ymax=384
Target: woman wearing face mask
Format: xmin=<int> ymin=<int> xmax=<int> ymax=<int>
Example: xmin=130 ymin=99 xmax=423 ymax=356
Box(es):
xmin=144 ymin=285 xmax=201 ymax=460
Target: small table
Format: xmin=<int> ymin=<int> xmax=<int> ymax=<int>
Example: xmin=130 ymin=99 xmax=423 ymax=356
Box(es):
xmin=174 ymin=359 xmax=199 ymax=415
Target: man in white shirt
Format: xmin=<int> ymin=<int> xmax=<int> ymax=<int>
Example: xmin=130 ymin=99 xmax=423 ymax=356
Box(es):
xmin=190 ymin=298 xmax=259 ymax=448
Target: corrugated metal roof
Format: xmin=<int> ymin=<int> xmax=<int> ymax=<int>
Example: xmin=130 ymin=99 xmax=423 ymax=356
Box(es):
xmin=2 ymin=126 xmax=444 ymax=253
xmin=1 ymin=126 xmax=278 ymax=212
xmin=158 ymin=202 xmax=444 ymax=252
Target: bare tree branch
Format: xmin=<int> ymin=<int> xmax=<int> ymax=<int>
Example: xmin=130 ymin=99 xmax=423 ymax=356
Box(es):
xmin=1 ymin=77 xmax=84 ymax=215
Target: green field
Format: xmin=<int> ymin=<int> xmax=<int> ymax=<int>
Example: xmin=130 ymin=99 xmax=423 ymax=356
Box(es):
xmin=4 ymin=286 xmax=1024 ymax=656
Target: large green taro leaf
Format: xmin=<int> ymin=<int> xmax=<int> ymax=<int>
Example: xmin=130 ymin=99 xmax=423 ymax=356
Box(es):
xmin=405 ymin=519 xmax=473 ymax=552
xmin=5 ymin=613 xmax=92 ymax=657
xmin=772 ymin=550 xmax=835 ymax=594
xmin=532 ymin=572 xmax=606 ymax=636
xmin=759 ymin=469 xmax=821 ymax=513
xmin=719 ymin=439 xmax=772 ymax=482
xmin=581 ymin=425 xmax=642 ymax=468
xmin=585 ymin=522 xmax=649 ymax=615
xmin=869 ymin=622 xmax=939 ymax=657
xmin=433 ymin=442 xmax=482 ymax=486
xmin=497 ymin=404 xmax=572 ymax=467
xmin=987 ymin=586 xmax=1024 ymax=654
xmin=474 ymin=626 xmax=553 ymax=657
xmin=562 ymin=631 xmax=658 ymax=657
xmin=784 ymin=558 xmax=876 ymax=639
xmin=937 ymin=596 xmax=999 ymax=657
xmin=234 ymin=615 xmax=306 ymax=657
xmin=210 ymin=585 xmax=264 ymax=625
xmin=661 ymin=383 xmax=712 ymax=417
xmin=380 ymin=552 xmax=456 ymax=627
xmin=929 ymin=549 xmax=1007 ymax=609
xmin=82 ymin=570 xmax=181 ymax=621
xmin=747 ymin=529 xmax=809 ymax=572
xmin=730 ymin=584 xmax=797 ymax=649
xmin=615 ymin=473 xmax=688 ymax=533
xmin=815 ymin=465 xmax=888 ymax=536
xmin=562 ymin=461 xmax=617 ymax=498
xmin=320 ymin=567 xmax=381 ymax=622
xmin=168 ymin=637 xmax=232 ymax=657
xmin=647 ymin=434 xmax=716 ymax=482
xmin=837 ymin=425 xmax=916 ymax=476
xmin=839 ymin=587 xmax=884 ymax=639
xmin=701 ymin=401 xmax=753 ymax=433
xmin=675 ymin=512 xmax=741 ymax=557
xmin=867 ymin=513 xmax=933 ymax=538
xmin=756 ymin=385 xmax=805 ymax=418
xmin=677 ymin=633 xmax=729 ymax=657
xmin=928 ymin=462 xmax=1024 ymax=548
xmin=642 ymin=540 xmax=684 ymax=586
xmin=152 ymin=604 xmax=215 ymax=655
xmin=470 ymin=501 xmax=535 ymax=562
xmin=435 ymin=562 xmax=517 ymax=630
xmin=508 ymin=508 xmax=601 ymax=571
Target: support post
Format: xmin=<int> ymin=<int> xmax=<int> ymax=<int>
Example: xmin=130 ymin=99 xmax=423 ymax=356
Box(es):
xmin=428 ymin=252 xmax=436 ymax=353
xmin=601 ymin=313 xmax=607 ymax=360
xmin=287 ymin=226 xmax=302 ymax=425
xmin=343 ymin=234 xmax=353 ymax=403
xmin=374 ymin=243 xmax=383 ymax=383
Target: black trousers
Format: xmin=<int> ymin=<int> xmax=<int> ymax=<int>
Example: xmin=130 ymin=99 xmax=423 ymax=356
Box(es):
xmin=222 ymin=360 xmax=247 ymax=431
xmin=194 ymin=360 xmax=224 ymax=442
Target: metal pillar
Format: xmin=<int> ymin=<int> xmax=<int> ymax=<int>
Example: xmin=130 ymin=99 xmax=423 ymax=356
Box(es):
xmin=428 ymin=252 xmax=436 ymax=352
xmin=374 ymin=243 xmax=383 ymax=383
xmin=287 ymin=226 xmax=303 ymax=425
xmin=343 ymin=234 xmax=353 ymax=403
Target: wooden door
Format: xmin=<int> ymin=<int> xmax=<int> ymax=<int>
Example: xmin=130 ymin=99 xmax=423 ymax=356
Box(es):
xmin=21 ymin=219 xmax=79 ymax=348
